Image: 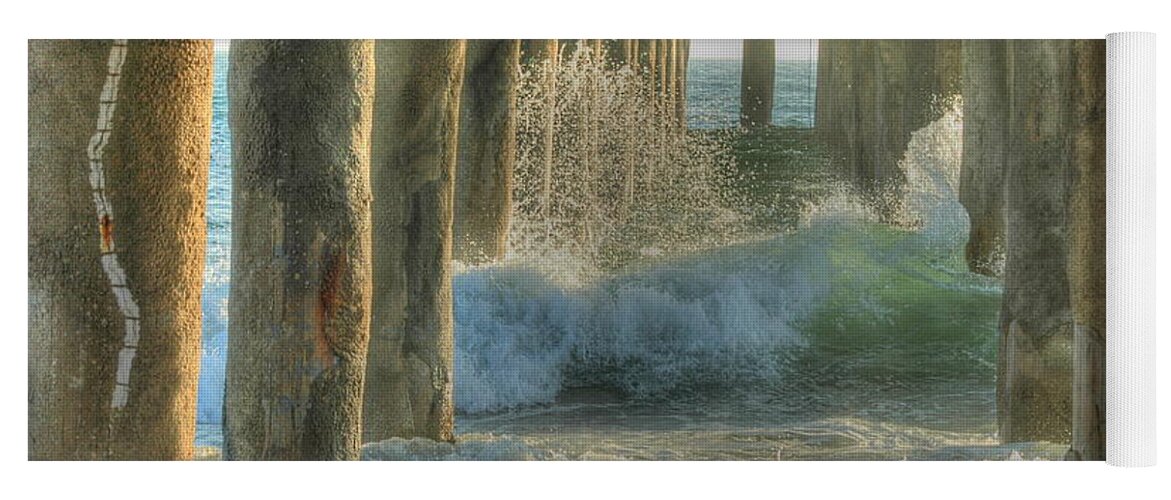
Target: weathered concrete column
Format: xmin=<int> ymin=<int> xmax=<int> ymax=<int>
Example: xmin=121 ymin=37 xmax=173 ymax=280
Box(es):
xmin=849 ymin=40 xmax=880 ymax=184
xmin=814 ymin=40 xmax=836 ymax=136
xmin=959 ymin=40 xmax=1009 ymax=276
xmin=740 ymin=39 xmax=775 ymax=127
xmin=815 ymin=40 xmax=857 ymax=168
xmin=521 ymin=40 xmax=559 ymax=220
xmin=675 ymin=39 xmax=691 ymax=125
xmin=658 ymin=39 xmax=671 ymax=98
xmin=225 ymin=40 xmax=375 ymax=460
xmin=363 ymin=40 xmax=466 ymax=444
xmin=522 ymin=39 xmax=559 ymax=65
xmin=933 ymin=40 xmax=963 ymax=99
xmin=817 ymin=40 xmax=959 ymax=194
xmin=637 ymin=39 xmax=658 ymax=95
xmin=636 ymin=39 xmax=656 ymax=70
xmin=604 ymin=39 xmax=633 ymax=68
xmin=453 ymin=40 xmax=520 ymax=264
xmin=874 ymin=40 xmax=949 ymax=186
xmin=29 ymin=40 xmax=213 ymax=461
xmin=999 ymin=39 xmax=1073 ymax=444
xmin=663 ymin=39 xmax=678 ymax=121
xmin=873 ymin=40 xmax=912 ymax=184
xmin=903 ymin=40 xmax=940 ymax=128
xmin=1067 ymin=39 xmax=1106 ymax=461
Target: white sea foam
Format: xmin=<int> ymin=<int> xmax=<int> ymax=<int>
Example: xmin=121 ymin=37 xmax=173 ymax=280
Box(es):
xmin=452 ymin=239 xmax=825 ymax=413
xmin=897 ymin=98 xmax=969 ymax=249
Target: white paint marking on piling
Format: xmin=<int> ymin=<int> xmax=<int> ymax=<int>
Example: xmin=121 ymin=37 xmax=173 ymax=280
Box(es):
xmin=91 ymin=192 xmax=106 ymax=216
xmin=87 ymin=40 xmax=141 ymax=409
xmin=111 ymin=385 xmax=130 ymax=408
xmin=123 ymin=319 xmax=139 ymax=347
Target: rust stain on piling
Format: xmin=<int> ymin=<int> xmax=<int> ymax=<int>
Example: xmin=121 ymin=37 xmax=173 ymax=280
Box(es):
xmin=99 ymin=214 xmax=114 ymax=252
xmin=313 ymin=248 xmax=346 ymax=371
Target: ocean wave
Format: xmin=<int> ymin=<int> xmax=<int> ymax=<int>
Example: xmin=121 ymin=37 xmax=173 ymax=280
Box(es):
xmin=195 ymin=63 xmax=988 ymax=427
xmin=453 ymin=234 xmax=822 ymax=413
